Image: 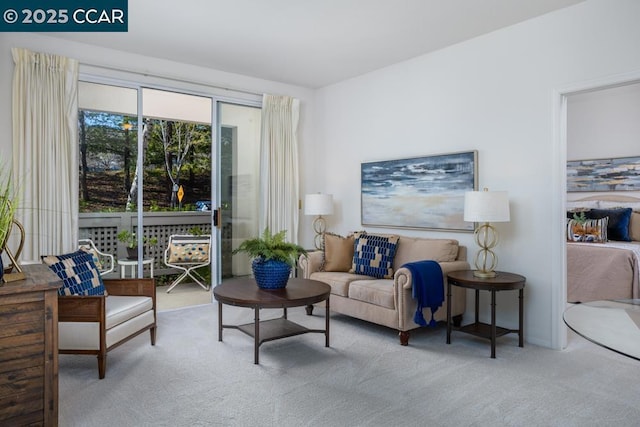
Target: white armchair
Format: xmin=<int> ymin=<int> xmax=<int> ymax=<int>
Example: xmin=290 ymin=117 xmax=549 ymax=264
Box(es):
xmin=58 ymin=278 xmax=156 ymax=379
xmin=163 ymin=234 xmax=211 ymax=293
xmin=78 ymin=239 xmax=115 ymax=275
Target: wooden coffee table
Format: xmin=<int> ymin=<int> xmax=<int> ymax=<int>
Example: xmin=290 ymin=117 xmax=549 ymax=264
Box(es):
xmin=213 ymin=277 xmax=331 ymax=364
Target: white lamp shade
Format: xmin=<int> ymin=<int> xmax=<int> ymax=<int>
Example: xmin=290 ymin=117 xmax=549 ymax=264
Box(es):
xmin=305 ymin=193 xmax=334 ymax=216
xmin=464 ymin=190 xmax=510 ymax=222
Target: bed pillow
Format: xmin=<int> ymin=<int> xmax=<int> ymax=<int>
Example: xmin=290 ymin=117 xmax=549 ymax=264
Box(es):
xmin=630 ymin=212 xmax=640 ymax=241
xmin=321 ymin=232 xmax=354 ymax=272
xmin=585 ymin=208 xmax=632 ymax=241
xmin=350 ymin=232 xmax=400 ymax=279
xmin=42 ymin=250 xmax=106 ymax=296
xmin=566 ymin=217 xmax=608 ymax=243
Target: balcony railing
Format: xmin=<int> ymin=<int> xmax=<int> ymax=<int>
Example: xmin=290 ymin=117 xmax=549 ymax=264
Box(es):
xmin=79 ymin=211 xmax=212 ymax=278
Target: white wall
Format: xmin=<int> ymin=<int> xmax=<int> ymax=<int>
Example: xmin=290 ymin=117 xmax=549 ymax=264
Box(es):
xmin=568 ymin=82 xmax=640 ymax=161
xmin=314 ymin=0 xmax=640 ymax=348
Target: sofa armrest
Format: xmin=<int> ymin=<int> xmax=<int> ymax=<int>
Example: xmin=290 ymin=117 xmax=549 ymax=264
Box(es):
xmin=298 ymin=251 xmax=323 ymax=279
xmin=395 ymin=261 xmax=470 ymax=290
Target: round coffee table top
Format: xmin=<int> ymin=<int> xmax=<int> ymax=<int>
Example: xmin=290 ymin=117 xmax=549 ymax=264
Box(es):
xmin=564 ymin=299 xmax=640 ymax=361
xmin=213 ymin=277 xmax=330 ymax=309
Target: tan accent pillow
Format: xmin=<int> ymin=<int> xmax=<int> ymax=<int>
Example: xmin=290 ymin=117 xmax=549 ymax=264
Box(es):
xmin=167 ymin=241 xmax=210 ymax=264
xmin=630 ymin=212 xmax=640 ymax=241
xmin=321 ymin=233 xmax=354 ymax=272
xmin=393 ymin=237 xmax=459 ymax=267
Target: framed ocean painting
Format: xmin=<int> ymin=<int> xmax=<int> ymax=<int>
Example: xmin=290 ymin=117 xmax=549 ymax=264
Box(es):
xmin=567 ymin=155 xmax=640 ymax=192
xmin=361 ymin=150 xmax=478 ymax=231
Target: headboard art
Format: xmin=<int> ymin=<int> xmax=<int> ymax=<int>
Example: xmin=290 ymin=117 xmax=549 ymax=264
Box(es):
xmin=566 ymin=194 xmax=640 ymax=303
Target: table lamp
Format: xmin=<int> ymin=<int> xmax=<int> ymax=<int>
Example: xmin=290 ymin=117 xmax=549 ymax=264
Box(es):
xmin=304 ymin=193 xmax=334 ymax=250
xmin=464 ymin=188 xmax=510 ymax=278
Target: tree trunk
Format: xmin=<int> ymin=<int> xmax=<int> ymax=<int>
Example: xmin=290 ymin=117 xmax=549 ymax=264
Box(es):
xmin=79 ymin=111 xmax=90 ymax=202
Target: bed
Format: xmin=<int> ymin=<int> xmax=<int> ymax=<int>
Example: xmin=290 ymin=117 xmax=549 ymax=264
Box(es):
xmin=566 ymin=195 xmax=640 ymax=303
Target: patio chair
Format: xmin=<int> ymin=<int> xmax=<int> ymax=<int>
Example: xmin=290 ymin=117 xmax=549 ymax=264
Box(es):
xmin=78 ymin=238 xmax=115 ymax=275
xmin=164 ymin=234 xmax=211 ymax=293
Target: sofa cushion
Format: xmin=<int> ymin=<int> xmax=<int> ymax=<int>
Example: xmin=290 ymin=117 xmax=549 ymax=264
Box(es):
xmin=42 ymin=250 xmax=106 ymax=296
xmin=321 ymin=232 xmax=354 ymax=272
xmin=348 ymin=279 xmax=395 ymax=309
xmin=105 ymin=295 xmax=154 ymax=329
xmin=393 ymin=237 xmax=459 ymax=269
xmin=350 ymin=232 xmax=400 ymax=279
xmin=310 ymin=271 xmax=373 ymax=297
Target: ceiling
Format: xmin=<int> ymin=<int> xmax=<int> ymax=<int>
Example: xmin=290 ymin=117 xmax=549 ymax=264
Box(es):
xmin=47 ymin=0 xmax=584 ymax=88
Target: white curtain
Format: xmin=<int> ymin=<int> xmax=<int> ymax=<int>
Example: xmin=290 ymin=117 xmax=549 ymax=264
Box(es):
xmin=12 ymin=48 xmax=79 ymax=260
xmin=259 ymin=94 xmax=300 ymax=244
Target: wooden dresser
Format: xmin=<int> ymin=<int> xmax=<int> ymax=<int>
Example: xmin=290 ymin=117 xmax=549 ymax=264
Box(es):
xmin=0 ymin=264 xmax=61 ymax=426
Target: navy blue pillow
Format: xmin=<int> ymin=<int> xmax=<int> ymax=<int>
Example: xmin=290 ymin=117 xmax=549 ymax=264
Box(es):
xmin=585 ymin=208 xmax=632 ymax=241
xmin=42 ymin=250 xmax=106 ymax=296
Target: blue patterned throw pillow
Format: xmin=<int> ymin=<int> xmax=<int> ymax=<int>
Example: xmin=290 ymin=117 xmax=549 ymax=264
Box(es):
xmin=42 ymin=250 xmax=106 ymax=296
xmin=350 ymin=232 xmax=400 ymax=279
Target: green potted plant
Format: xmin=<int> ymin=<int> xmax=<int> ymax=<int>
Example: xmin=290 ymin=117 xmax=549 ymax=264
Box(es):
xmin=117 ymin=230 xmax=158 ymax=259
xmin=0 ymin=171 xmax=18 ymax=283
xmin=232 ymin=228 xmax=307 ymax=289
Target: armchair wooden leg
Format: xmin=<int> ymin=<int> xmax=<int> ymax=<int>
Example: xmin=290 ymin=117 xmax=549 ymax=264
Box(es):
xmin=399 ymin=330 xmax=410 ymax=346
xmin=98 ymin=353 xmax=106 ymax=379
xmin=150 ymin=326 xmax=156 ymax=345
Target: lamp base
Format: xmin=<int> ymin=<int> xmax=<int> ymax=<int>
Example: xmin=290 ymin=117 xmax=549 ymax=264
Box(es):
xmin=312 ymin=216 xmax=327 ymax=250
xmin=473 ymin=269 xmax=497 ymax=279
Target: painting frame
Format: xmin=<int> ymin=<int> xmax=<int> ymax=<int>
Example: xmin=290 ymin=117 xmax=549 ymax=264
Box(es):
xmin=361 ymin=150 xmax=478 ymax=231
xmin=567 ymin=155 xmax=640 ymax=192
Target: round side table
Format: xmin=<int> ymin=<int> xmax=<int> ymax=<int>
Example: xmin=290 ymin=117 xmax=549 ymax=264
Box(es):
xmin=446 ymin=270 xmax=526 ymax=358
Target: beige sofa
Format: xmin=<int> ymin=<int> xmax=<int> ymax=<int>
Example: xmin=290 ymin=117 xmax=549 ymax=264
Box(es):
xmin=299 ymin=233 xmax=469 ymax=345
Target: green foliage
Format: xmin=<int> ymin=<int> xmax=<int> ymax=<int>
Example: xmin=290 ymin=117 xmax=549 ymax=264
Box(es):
xmin=189 ymin=226 xmax=204 ymax=236
xmin=117 ymin=230 xmax=158 ymax=248
xmin=0 ymin=169 xmax=18 ymax=249
xmin=572 ymin=211 xmax=587 ymax=225
xmin=232 ymin=228 xmax=307 ymax=267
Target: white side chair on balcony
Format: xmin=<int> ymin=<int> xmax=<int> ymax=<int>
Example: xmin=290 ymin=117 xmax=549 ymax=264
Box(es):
xmin=78 ymin=239 xmax=115 ymax=275
xmin=163 ymin=234 xmax=211 ymax=293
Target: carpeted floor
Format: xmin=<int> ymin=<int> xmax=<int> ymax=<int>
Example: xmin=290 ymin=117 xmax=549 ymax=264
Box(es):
xmin=156 ymin=282 xmax=212 ymax=311
xmin=59 ymin=303 xmax=640 ymax=426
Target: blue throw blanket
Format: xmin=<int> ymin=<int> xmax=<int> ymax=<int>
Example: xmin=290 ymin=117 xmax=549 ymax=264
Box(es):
xmin=402 ymin=261 xmax=444 ymax=327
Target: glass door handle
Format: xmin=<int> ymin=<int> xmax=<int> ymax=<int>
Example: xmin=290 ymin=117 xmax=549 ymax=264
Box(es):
xmin=213 ymin=208 xmax=222 ymax=229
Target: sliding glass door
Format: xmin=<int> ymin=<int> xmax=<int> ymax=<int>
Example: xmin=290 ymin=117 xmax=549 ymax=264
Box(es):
xmin=78 ymin=80 xmax=261 ymax=287
xmin=217 ymin=102 xmax=261 ymax=281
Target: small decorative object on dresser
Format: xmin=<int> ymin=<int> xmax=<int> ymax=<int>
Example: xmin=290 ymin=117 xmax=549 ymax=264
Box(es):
xmin=232 ymin=228 xmax=306 ymax=289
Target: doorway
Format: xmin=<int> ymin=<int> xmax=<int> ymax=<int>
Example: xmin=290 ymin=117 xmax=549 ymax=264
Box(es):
xmin=555 ymin=75 xmax=640 ymax=350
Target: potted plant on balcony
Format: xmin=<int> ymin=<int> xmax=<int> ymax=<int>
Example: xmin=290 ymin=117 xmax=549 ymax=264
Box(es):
xmin=117 ymin=230 xmax=158 ymax=259
xmin=232 ymin=228 xmax=306 ymax=289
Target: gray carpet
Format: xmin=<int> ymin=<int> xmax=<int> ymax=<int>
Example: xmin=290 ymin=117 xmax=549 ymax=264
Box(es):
xmin=60 ymin=302 xmax=640 ymax=426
